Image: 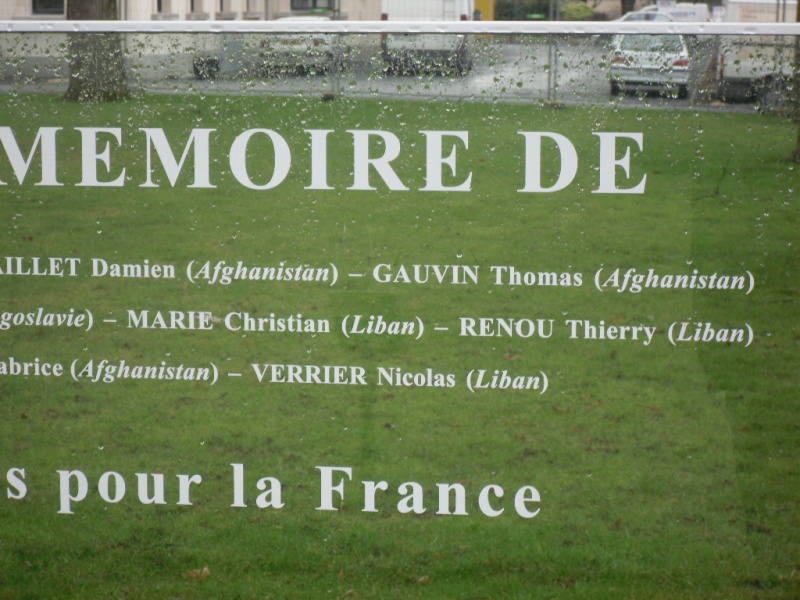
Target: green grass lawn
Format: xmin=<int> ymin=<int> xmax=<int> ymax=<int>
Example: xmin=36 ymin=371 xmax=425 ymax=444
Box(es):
xmin=0 ymin=92 xmax=798 ymax=598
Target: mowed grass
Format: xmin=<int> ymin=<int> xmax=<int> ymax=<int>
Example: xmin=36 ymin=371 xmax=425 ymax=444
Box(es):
xmin=0 ymin=92 xmax=798 ymax=598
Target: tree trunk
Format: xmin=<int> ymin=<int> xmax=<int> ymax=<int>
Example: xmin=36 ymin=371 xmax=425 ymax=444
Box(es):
xmin=63 ymin=0 xmax=130 ymax=103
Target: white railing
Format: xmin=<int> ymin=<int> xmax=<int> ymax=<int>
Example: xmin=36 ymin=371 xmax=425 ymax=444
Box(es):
xmin=0 ymin=19 xmax=798 ymax=35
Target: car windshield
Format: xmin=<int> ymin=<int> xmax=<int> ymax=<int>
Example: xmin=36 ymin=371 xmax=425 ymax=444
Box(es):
xmin=620 ymin=34 xmax=684 ymax=52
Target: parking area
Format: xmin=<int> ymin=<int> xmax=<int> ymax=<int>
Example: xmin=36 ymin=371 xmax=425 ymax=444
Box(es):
xmin=0 ymin=32 xmax=752 ymax=111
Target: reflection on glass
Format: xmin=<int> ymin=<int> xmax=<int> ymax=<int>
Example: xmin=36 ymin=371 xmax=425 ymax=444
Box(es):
xmin=0 ymin=23 xmax=799 ymax=599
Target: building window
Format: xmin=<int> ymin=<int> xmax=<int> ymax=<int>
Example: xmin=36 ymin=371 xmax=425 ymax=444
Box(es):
xmin=32 ymin=0 xmax=64 ymax=14
xmin=290 ymin=0 xmax=335 ymax=10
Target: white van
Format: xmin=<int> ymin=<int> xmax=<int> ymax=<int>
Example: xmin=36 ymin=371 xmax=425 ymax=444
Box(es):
xmin=717 ymin=0 xmax=797 ymax=109
xmin=639 ymin=2 xmax=710 ymax=21
xmin=380 ymin=0 xmax=474 ymax=75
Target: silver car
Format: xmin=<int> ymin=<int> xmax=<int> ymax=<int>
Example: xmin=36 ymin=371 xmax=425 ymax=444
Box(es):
xmin=610 ymin=34 xmax=691 ymax=98
xmin=616 ymin=10 xmax=673 ymax=22
xmin=259 ymin=16 xmax=338 ymax=75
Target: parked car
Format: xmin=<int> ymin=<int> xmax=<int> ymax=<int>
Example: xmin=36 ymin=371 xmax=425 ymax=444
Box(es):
xmin=381 ymin=0 xmax=474 ymax=75
xmin=259 ymin=16 xmax=339 ymax=75
xmin=609 ymin=34 xmax=691 ymax=98
xmin=616 ymin=10 xmax=673 ymax=21
xmin=637 ymin=3 xmax=709 ymax=22
xmin=717 ymin=0 xmax=797 ymax=111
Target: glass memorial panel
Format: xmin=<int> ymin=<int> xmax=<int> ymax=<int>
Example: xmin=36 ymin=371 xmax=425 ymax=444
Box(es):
xmin=1 ymin=16 xmax=798 ymax=598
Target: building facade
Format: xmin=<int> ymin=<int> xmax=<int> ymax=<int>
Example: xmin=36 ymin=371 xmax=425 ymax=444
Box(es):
xmin=1 ymin=0 xmax=384 ymax=21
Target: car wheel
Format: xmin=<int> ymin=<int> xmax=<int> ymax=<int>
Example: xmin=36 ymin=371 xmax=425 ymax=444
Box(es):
xmin=193 ymin=57 xmax=219 ymax=80
xmin=678 ymin=85 xmax=689 ymax=100
xmin=610 ymin=80 xmax=620 ymax=96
